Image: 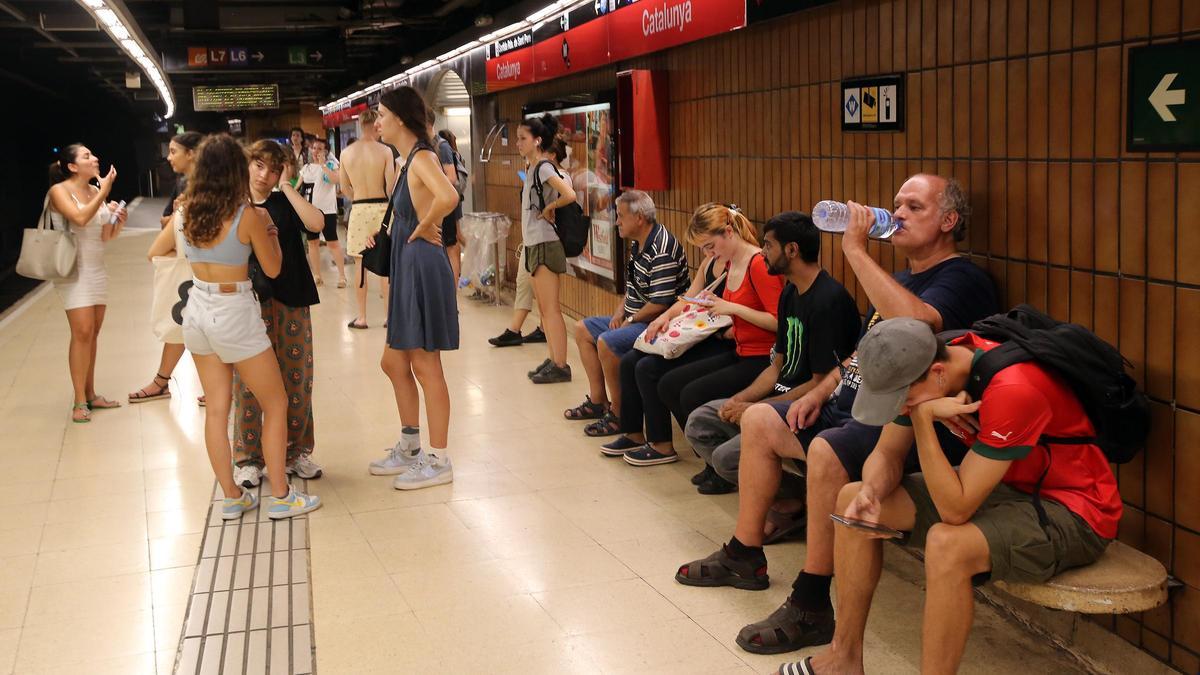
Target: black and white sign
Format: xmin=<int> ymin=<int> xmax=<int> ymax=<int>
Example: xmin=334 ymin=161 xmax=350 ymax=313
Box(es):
xmin=841 ymin=75 xmax=904 ymax=132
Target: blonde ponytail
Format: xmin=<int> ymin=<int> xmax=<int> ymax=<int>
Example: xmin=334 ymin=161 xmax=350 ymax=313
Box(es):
xmin=687 ymin=202 xmax=759 ymax=247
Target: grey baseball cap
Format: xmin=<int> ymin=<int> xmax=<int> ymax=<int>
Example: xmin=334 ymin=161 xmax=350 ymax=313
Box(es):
xmin=851 ymin=317 xmax=939 ymax=426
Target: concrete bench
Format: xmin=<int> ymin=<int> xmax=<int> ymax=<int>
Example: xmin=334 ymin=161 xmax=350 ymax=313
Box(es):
xmin=992 ymin=541 xmax=1168 ymax=613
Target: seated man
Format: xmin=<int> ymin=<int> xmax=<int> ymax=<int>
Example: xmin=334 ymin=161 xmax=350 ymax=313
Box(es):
xmin=676 ymin=174 xmax=998 ymax=655
xmin=564 ymin=190 xmax=688 ymax=435
xmin=685 ymin=211 xmax=860 ymax=495
xmin=778 ymin=317 xmax=1119 ymax=675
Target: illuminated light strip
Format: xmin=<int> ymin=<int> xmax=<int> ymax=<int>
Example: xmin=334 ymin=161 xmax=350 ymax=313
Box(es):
xmin=74 ymin=0 xmax=175 ymax=118
xmin=320 ymin=0 xmax=588 ymax=114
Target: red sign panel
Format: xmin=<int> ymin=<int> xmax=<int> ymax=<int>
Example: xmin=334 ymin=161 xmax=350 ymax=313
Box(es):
xmin=322 ymin=103 xmax=369 ymax=128
xmin=486 ymin=45 xmax=535 ymax=91
xmin=608 ymin=0 xmax=747 ymax=62
xmin=187 ymin=47 xmax=208 ymax=67
xmin=531 ymin=12 xmax=610 ymax=81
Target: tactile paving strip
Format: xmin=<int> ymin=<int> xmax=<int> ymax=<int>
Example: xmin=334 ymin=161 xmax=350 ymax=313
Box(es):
xmin=172 ymin=480 xmax=316 ymax=675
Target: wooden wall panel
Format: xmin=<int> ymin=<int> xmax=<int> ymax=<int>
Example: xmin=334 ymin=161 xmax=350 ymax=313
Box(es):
xmin=480 ymin=3 xmax=1200 ymax=666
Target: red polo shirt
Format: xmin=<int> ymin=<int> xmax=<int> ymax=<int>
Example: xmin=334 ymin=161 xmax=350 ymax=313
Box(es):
xmin=951 ymin=333 xmax=1122 ymax=539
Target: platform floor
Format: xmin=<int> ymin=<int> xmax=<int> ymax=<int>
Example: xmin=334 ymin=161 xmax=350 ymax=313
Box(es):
xmin=0 ymin=215 xmax=1092 ymax=674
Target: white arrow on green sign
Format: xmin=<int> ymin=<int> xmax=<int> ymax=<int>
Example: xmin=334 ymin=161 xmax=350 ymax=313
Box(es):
xmin=1128 ymin=40 xmax=1200 ymax=151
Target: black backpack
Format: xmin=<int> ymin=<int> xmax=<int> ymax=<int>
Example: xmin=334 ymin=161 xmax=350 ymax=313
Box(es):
xmin=531 ymin=160 xmax=588 ymax=257
xmin=943 ymin=304 xmax=1150 ymax=465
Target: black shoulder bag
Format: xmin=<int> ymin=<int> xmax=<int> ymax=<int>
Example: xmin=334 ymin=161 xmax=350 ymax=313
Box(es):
xmin=360 ymin=145 xmax=423 ymax=283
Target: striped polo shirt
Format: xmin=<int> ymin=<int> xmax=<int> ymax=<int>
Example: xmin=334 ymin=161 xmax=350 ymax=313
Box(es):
xmin=624 ymin=222 xmax=689 ymax=316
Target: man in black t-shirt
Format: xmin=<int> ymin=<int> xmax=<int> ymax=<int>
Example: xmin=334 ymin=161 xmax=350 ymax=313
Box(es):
xmin=675 ymin=174 xmax=998 ymax=657
xmin=684 ymin=212 xmax=859 ymax=494
xmin=230 ymin=140 xmax=328 ymax=490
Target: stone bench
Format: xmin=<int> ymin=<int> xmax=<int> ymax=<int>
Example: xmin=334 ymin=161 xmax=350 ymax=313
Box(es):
xmin=992 ymin=541 xmax=1168 ymax=614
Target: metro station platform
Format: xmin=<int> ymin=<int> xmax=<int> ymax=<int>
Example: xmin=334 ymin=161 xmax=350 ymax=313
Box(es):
xmin=0 ymin=207 xmax=1125 ymax=675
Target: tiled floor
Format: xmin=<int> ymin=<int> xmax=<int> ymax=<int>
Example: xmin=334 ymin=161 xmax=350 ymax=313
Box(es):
xmin=0 ymin=205 xmax=1090 ymax=674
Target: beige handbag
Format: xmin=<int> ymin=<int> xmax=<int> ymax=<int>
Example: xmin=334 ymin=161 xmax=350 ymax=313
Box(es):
xmin=150 ymin=213 xmax=191 ymax=344
xmin=16 ymin=196 xmax=77 ymax=280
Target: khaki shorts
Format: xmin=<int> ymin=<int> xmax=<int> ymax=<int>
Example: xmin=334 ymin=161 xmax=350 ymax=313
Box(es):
xmin=525 ymin=240 xmax=567 ymax=275
xmin=514 ymin=247 xmax=534 ymax=311
xmin=902 ymin=474 xmax=1109 ymax=584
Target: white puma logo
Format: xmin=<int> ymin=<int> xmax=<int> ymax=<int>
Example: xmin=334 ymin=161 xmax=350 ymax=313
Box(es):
xmin=990 ymin=430 xmax=1014 ymax=442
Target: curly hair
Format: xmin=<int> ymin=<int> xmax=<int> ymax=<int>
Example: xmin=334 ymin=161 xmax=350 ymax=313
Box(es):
xmin=181 ymin=134 xmax=250 ymax=246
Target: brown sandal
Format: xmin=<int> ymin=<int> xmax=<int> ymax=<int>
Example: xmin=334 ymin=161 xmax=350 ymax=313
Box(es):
xmin=129 ymin=374 xmax=171 ymax=403
xmin=736 ymin=600 xmax=835 ymax=654
xmin=675 ymin=546 xmax=768 ymax=590
xmin=763 ymin=507 xmax=807 ymax=545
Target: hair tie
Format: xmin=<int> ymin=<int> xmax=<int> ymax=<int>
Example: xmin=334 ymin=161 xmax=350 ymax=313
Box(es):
xmin=727 ymin=203 xmax=740 ymax=213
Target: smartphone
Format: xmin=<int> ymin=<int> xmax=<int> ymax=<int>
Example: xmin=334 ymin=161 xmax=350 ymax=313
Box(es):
xmin=829 ymin=514 xmax=904 ymax=539
xmin=681 ymin=296 xmax=713 ymax=305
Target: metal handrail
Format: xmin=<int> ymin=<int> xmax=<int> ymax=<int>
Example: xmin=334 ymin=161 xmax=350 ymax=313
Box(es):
xmin=479 ymin=121 xmax=503 ymax=164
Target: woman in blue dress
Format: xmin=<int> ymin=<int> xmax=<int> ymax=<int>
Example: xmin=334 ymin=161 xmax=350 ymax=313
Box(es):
xmin=364 ymin=86 xmax=462 ymax=490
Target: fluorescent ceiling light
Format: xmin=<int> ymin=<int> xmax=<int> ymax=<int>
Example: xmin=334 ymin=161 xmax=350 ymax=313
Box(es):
xmin=83 ymin=0 xmax=105 ymax=7
xmin=444 ymin=107 xmax=471 ymax=116
xmin=95 ymin=8 xmax=119 ymax=26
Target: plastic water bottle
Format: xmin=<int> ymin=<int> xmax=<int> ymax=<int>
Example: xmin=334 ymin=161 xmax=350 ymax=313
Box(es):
xmin=109 ymin=200 xmax=126 ymax=225
xmin=812 ymin=200 xmax=898 ymax=239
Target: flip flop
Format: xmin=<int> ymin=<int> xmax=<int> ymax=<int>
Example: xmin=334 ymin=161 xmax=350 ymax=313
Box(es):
xmin=87 ymin=396 xmax=121 ymax=410
xmin=71 ymin=403 xmax=91 ymax=424
xmin=778 ymin=656 xmax=818 ymax=675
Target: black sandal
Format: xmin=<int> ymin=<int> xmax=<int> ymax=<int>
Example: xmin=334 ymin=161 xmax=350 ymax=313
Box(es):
xmin=584 ymin=411 xmax=621 ymax=437
xmin=564 ymin=396 xmax=607 ymax=420
xmin=737 ymin=600 xmax=835 ymax=655
xmin=763 ymin=507 xmax=807 ymax=545
xmin=129 ymin=373 xmax=171 ymax=404
xmin=675 ymin=546 xmax=768 ymax=590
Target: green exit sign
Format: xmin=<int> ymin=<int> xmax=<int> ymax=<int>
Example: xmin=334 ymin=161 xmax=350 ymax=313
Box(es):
xmin=1127 ymin=40 xmax=1200 ymax=151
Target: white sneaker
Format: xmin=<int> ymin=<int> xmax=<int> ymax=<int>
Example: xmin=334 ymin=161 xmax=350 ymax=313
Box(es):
xmin=234 ymin=463 xmax=262 ymax=489
xmin=392 ymin=455 xmax=453 ymax=491
xmin=266 ymin=486 xmax=322 ymax=519
xmin=369 ymin=443 xmax=424 ymax=476
xmin=288 ymin=454 xmax=323 ymax=479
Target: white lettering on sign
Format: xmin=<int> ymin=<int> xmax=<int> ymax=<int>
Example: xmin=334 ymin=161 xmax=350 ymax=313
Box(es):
xmin=496 ymin=61 xmax=522 ymax=80
xmin=642 ymin=0 xmax=693 ymax=36
xmin=494 ymin=32 xmax=533 ymax=57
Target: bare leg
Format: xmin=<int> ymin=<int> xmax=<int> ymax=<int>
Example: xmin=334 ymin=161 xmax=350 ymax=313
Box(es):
xmin=353 ymin=259 xmax=369 ymax=325
xmin=598 ymin=339 xmax=622 ymax=414
xmin=328 ymin=240 xmax=346 ymax=282
xmin=805 ymin=482 xmax=918 ymax=675
xmin=84 ymin=305 xmax=107 ymax=400
xmin=509 ymin=309 xmax=531 ymax=333
xmin=446 ymin=243 xmax=462 ymax=288
xmin=575 ymin=320 xmax=606 ymax=405
xmin=192 ymin=353 xmax=240 ymax=499
xmin=307 ymin=240 xmax=322 ymax=282
xmin=381 ymin=348 xmax=420 ymax=427
xmin=409 ymin=350 xmax=451 ymax=450
xmin=531 ymin=266 xmax=567 ymax=366
xmin=733 ymin=404 xmax=804 ymax=547
xmin=921 ymin=523 xmax=991 ymax=674
xmin=233 ymin=348 xmax=290 ymax=499
xmin=132 ymin=343 xmax=186 ymax=399
xmin=65 ymin=307 xmax=97 ymax=407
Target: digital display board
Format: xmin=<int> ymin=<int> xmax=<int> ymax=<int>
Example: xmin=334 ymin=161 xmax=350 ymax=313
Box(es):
xmin=192 ymin=84 xmax=280 ymax=112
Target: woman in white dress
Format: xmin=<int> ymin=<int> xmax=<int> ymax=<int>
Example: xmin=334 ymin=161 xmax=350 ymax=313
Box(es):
xmin=46 ymin=144 xmax=127 ymax=423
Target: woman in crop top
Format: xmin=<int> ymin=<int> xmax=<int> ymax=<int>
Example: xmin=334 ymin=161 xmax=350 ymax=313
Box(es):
xmin=46 ymin=144 xmax=127 ymax=424
xmin=177 ymin=134 xmax=321 ymax=521
xmin=607 ymin=204 xmax=783 ymax=467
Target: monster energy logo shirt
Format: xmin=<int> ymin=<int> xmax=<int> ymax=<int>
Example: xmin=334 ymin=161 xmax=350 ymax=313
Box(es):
xmin=772 ymin=271 xmax=861 ymax=394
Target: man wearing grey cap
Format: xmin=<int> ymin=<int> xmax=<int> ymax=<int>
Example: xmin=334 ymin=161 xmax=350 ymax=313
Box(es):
xmin=675 ymin=174 xmax=998 ymax=656
xmin=776 ymin=317 xmax=1120 ymax=675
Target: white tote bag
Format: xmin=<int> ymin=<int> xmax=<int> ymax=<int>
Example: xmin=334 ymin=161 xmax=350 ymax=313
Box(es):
xmin=16 ymin=196 xmax=77 ymax=281
xmin=150 ymin=214 xmax=191 ymax=344
xmin=633 ymin=272 xmax=730 ymax=360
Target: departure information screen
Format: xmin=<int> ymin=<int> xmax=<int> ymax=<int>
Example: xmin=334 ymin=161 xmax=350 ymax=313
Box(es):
xmin=192 ymin=84 xmax=280 ymax=111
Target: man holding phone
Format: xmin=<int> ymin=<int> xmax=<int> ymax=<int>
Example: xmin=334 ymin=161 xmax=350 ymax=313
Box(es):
xmin=779 ymin=317 xmax=1119 ymax=675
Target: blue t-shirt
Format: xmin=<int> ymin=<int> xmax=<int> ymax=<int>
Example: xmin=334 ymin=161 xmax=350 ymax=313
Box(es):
xmin=834 ymin=256 xmax=998 ymax=411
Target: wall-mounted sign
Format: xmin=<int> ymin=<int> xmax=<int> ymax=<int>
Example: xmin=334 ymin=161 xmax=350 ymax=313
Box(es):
xmin=841 ymin=75 xmax=903 ymax=132
xmin=165 ymin=45 xmax=342 ymax=72
xmin=322 ymin=103 xmax=369 ymax=128
xmin=192 ymin=84 xmax=280 ymax=112
xmin=1127 ymin=40 xmax=1200 ymax=151
xmin=485 ymin=0 xmax=746 ymax=92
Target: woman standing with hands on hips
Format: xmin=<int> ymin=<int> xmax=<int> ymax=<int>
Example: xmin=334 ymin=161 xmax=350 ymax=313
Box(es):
xmin=46 ymin=144 xmax=127 ymax=423
xmin=179 ymin=134 xmax=320 ymax=520
xmin=518 ymin=114 xmax=577 ymax=384
xmin=363 ymin=86 xmax=462 ymax=490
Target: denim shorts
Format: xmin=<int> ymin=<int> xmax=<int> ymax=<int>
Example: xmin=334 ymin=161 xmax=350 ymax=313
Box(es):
xmin=582 ymin=315 xmax=649 ymax=358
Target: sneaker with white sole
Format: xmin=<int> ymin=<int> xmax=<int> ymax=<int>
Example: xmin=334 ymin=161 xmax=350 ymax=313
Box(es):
xmin=287 ymin=454 xmax=323 ymax=479
xmin=392 ymin=455 xmax=453 ymax=490
xmin=221 ymin=490 xmax=259 ymax=520
xmin=369 ymin=443 xmax=425 ymax=475
xmin=266 ymin=486 xmax=322 ymax=519
xmin=234 ymin=463 xmax=262 ymax=489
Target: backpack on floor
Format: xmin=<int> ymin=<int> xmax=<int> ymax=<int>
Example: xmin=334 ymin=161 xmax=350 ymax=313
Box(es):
xmin=943 ymin=304 xmax=1150 ymax=465
xmin=531 ymin=159 xmax=588 ymax=257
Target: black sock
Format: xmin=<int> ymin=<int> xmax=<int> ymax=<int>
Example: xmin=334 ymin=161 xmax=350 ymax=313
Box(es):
xmin=789 ymin=571 xmax=833 ymax=611
xmin=726 ymin=535 xmax=765 ymax=562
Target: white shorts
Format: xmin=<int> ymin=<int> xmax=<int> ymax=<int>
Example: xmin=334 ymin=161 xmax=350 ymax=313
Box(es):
xmin=182 ymin=279 xmax=271 ymax=364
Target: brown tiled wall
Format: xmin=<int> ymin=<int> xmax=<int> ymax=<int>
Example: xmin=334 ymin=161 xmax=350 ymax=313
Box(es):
xmin=480 ymin=3 xmax=1200 ymax=670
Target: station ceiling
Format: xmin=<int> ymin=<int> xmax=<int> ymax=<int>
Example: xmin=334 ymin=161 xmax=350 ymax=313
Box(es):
xmin=0 ymin=0 xmax=522 ymax=118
